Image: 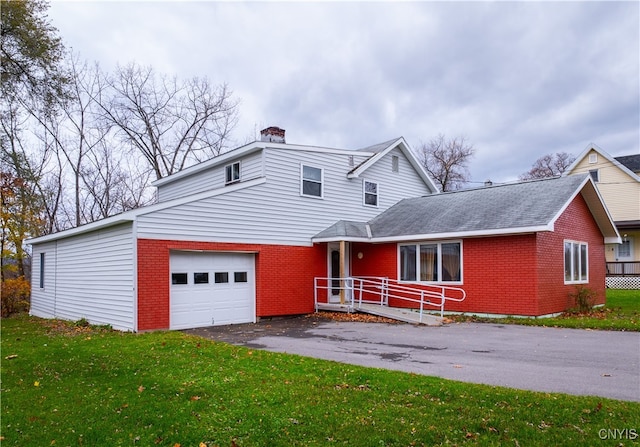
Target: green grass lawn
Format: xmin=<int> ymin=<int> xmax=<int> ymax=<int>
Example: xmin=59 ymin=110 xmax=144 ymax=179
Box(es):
xmin=2 ymin=316 xmax=639 ymax=446
xmin=451 ymin=289 xmax=640 ymax=331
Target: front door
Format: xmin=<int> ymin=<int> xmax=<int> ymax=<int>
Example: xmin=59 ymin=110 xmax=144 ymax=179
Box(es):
xmin=328 ymin=242 xmax=350 ymax=303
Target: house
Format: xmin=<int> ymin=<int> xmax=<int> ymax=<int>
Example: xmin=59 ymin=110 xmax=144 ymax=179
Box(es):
xmin=564 ymin=143 xmax=640 ymax=288
xmin=29 ymin=128 xmax=619 ymax=331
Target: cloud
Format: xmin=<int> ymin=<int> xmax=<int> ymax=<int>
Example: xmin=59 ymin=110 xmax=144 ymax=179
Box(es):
xmin=48 ymin=0 xmax=639 ymax=184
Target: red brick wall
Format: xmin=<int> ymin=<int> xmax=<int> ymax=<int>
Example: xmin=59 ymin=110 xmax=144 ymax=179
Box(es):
xmin=346 ymin=192 xmax=606 ymax=316
xmin=137 ymin=239 xmax=323 ymax=330
xmin=461 ymin=235 xmax=540 ymax=315
xmin=536 ymin=193 xmax=606 ymax=315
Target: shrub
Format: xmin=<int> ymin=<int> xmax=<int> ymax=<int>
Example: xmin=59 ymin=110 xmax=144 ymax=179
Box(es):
xmin=1 ymin=276 xmax=31 ymax=317
xmin=568 ymin=286 xmax=598 ymax=313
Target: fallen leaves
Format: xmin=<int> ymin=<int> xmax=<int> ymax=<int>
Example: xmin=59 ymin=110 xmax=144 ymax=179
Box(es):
xmin=309 ymin=312 xmax=402 ymax=324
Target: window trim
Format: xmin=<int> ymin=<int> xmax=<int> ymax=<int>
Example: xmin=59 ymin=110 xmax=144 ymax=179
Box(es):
xmin=564 ymin=240 xmax=589 ymax=284
xmin=225 ymin=161 xmax=241 ymax=185
xmin=589 ymin=169 xmax=599 ymax=182
xmin=398 ymin=241 xmax=463 ymax=285
xmin=363 ymin=179 xmax=379 ymax=207
xmin=300 ymin=164 xmax=324 ymax=198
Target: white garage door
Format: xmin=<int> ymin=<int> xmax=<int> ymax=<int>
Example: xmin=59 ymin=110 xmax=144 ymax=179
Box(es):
xmin=170 ymin=251 xmax=256 ymax=330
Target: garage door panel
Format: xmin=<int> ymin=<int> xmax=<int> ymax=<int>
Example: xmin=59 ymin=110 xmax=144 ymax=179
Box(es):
xmin=169 ymin=251 xmax=255 ymax=330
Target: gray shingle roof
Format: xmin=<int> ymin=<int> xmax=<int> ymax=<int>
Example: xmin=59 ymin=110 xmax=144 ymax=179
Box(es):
xmin=314 ymin=220 xmax=370 ymax=239
xmin=615 ymin=154 xmax=640 ymax=173
xmin=314 ymin=175 xmax=593 ymax=241
xmin=369 ymin=175 xmax=588 ymax=238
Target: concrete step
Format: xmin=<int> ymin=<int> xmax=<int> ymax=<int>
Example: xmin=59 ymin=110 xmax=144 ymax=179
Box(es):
xmin=356 ymin=303 xmax=443 ymax=326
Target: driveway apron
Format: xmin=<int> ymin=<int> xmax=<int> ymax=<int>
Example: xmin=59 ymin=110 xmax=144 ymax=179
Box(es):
xmin=185 ymin=319 xmax=640 ymax=402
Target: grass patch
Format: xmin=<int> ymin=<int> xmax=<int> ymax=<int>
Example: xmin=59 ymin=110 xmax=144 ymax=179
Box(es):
xmin=2 ymin=315 xmax=639 ymax=446
xmin=451 ymin=289 xmax=640 ymax=331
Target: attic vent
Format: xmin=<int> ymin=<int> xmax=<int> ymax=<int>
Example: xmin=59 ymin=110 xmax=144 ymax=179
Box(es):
xmin=589 ymin=153 xmax=597 ymax=164
xmin=260 ymin=126 xmax=286 ymax=143
xmin=392 ymin=155 xmax=399 ymax=172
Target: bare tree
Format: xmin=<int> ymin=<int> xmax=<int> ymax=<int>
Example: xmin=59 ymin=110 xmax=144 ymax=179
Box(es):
xmin=417 ymin=134 xmax=475 ymax=192
xmin=519 ymin=152 xmax=576 ymax=180
xmin=101 ymin=63 xmax=239 ymax=180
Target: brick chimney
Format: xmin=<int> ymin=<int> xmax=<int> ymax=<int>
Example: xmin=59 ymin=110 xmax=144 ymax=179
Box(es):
xmin=260 ymin=126 xmax=286 ymax=143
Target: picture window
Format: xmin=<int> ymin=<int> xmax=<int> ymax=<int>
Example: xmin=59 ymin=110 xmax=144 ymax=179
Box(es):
xmin=399 ymin=242 xmax=462 ymax=283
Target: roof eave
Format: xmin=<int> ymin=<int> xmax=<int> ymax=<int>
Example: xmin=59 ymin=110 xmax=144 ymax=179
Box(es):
xmin=312 ymin=225 xmax=553 ymax=244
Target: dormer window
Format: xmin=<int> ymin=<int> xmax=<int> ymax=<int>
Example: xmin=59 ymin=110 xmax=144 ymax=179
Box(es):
xmin=363 ymin=180 xmax=378 ymax=207
xmin=301 ymin=165 xmax=323 ymax=198
xmin=225 ymin=162 xmax=241 ymax=185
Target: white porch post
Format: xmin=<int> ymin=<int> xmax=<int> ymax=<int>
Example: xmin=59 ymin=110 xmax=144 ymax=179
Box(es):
xmin=339 ymin=240 xmax=346 ymax=304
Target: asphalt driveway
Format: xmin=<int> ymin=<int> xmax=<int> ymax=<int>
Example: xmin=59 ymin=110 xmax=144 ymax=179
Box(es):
xmin=185 ymin=316 xmax=640 ymax=402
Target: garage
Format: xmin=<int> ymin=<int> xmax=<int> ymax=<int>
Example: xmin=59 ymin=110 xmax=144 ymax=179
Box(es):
xmin=170 ymin=251 xmax=256 ymax=329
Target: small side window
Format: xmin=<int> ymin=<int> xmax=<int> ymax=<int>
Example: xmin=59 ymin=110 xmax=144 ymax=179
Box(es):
xmin=301 ymin=165 xmax=323 ymax=198
xmin=215 ymin=272 xmax=229 ymax=283
xmin=363 ymin=180 xmax=378 ymax=207
xmin=172 ymin=273 xmax=188 ymax=285
xmin=39 ymin=253 xmax=45 ymax=289
xmin=225 ymin=162 xmax=241 ymax=185
xmin=194 ymin=272 xmax=209 ymax=284
xmin=589 ymin=169 xmax=599 ymax=182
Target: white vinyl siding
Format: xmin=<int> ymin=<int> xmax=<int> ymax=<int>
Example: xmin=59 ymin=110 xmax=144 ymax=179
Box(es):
xmin=30 ymin=223 xmax=135 ymax=331
xmin=157 ymin=150 xmax=264 ymax=202
xmin=137 ymin=147 xmax=431 ymax=246
xmin=31 ymin=241 xmax=57 ymax=318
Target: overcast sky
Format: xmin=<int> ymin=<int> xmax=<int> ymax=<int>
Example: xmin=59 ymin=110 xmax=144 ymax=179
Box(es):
xmin=48 ymin=1 xmax=639 ymax=184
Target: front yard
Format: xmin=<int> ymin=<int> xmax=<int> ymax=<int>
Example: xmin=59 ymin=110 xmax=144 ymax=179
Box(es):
xmin=1 ymin=313 xmax=638 ymax=446
xmin=451 ymin=289 xmax=639 ymax=331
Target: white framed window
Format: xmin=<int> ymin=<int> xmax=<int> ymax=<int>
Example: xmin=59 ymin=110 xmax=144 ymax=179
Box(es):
xmin=589 ymin=169 xmax=599 ymax=182
xmin=363 ymin=180 xmax=378 ymax=207
xmin=225 ymin=161 xmax=241 ymax=185
xmin=399 ymin=241 xmax=462 ymax=283
xmin=588 ymin=153 xmax=598 ymax=164
xmin=564 ymin=240 xmax=588 ymax=284
xmin=301 ymin=165 xmax=323 ymax=198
